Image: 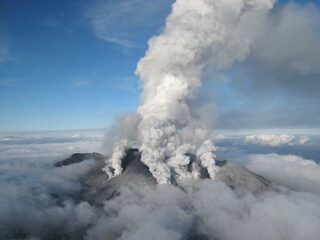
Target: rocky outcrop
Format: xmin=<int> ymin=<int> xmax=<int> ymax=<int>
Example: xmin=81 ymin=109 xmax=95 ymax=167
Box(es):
xmin=55 ymin=152 xmax=105 ymax=167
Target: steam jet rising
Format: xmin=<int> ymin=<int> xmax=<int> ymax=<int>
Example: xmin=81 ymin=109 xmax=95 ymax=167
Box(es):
xmin=104 ymin=0 xmax=275 ymax=184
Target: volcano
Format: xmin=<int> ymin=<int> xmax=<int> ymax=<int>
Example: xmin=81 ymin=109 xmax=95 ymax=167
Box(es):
xmin=56 ymin=149 xmax=273 ymax=206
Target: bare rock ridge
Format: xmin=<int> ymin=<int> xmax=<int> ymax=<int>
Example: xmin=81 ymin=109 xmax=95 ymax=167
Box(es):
xmin=80 ymin=149 xmax=157 ymax=206
xmin=55 ymin=149 xmax=272 ymax=205
xmin=55 ymin=152 xmax=105 ymax=167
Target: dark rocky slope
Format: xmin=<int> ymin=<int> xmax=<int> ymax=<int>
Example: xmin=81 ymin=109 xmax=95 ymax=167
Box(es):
xmin=56 ymin=149 xmax=272 ymax=205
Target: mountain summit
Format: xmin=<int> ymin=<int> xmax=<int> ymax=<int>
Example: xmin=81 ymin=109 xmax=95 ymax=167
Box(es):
xmin=56 ymin=149 xmax=273 ymax=206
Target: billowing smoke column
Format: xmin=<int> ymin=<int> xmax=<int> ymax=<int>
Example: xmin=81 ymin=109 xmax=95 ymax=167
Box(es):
xmin=104 ymin=0 xmax=275 ymax=184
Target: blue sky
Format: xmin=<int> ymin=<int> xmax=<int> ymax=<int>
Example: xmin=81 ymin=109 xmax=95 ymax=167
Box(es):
xmin=0 ymin=0 xmax=172 ymax=131
xmin=0 ymin=0 xmax=319 ymax=131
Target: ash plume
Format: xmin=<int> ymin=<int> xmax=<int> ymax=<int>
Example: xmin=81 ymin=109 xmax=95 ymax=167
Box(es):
xmin=104 ymin=0 xmax=276 ymax=183
xmin=2 ymin=0 xmax=320 ymax=239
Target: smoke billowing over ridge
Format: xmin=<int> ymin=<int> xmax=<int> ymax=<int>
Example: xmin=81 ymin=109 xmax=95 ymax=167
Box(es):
xmin=104 ymin=0 xmax=276 ymax=183
xmin=2 ymin=0 xmax=320 ymax=239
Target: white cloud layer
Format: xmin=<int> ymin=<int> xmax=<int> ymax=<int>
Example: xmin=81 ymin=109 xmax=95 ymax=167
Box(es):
xmin=244 ymin=134 xmax=295 ymax=146
xmin=0 ymin=130 xmax=104 ymax=162
xmin=85 ymin=181 xmax=320 ymax=240
xmin=244 ymin=134 xmax=309 ymax=147
xmin=246 ymin=153 xmax=320 ymax=194
xmin=1 ymin=131 xmax=320 ymax=239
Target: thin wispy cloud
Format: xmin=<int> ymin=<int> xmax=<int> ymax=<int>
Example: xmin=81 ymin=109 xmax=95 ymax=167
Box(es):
xmin=0 ymin=44 xmax=14 ymax=63
xmin=0 ymin=28 xmax=14 ymax=63
xmin=86 ymin=0 xmax=172 ymax=48
xmin=72 ymin=78 xmax=94 ymax=87
xmin=72 ymin=71 xmax=140 ymax=93
xmin=107 ymin=76 xmax=140 ymax=93
xmin=71 ymin=69 xmax=110 ymax=88
xmin=41 ymin=17 xmax=73 ymax=33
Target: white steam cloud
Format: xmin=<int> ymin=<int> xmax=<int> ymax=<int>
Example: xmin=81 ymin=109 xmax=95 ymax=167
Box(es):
xmin=105 ymin=0 xmax=276 ymax=183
